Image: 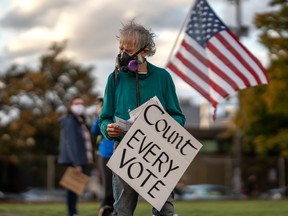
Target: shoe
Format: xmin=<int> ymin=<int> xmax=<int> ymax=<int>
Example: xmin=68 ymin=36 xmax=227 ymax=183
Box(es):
xmin=98 ymin=205 xmax=113 ymax=216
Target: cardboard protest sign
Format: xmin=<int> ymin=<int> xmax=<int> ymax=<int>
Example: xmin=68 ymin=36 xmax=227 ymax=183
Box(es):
xmin=107 ymin=98 xmax=203 ymax=211
xmin=59 ymin=167 xmax=89 ymax=195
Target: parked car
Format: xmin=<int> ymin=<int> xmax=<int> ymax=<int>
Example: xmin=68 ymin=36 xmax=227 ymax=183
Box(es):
xmin=0 ymin=191 xmax=5 ymax=200
xmin=175 ymin=184 xmax=236 ymax=201
xmin=19 ymin=187 xmax=96 ymax=202
xmin=20 ymin=187 xmax=66 ymax=202
xmin=261 ymin=187 xmax=288 ymax=200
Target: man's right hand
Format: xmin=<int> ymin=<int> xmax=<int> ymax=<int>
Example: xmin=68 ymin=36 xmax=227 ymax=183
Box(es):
xmin=107 ymin=123 xmax=124 ymax=137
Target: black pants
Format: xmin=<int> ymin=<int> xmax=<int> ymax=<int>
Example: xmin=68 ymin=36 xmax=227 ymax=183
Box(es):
xmin=99 ymin=156 xmax=114 ymax=207
xmin=64 ymin=165 xmax=86 ymax=216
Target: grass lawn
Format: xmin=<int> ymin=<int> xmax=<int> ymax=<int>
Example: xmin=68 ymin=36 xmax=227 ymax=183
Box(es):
xmin=0 ymin=200 xmax=287 ymax=216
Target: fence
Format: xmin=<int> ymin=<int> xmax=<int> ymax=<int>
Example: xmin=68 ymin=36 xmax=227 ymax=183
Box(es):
xmin=0 ymin=155 xmax=286 ymax=195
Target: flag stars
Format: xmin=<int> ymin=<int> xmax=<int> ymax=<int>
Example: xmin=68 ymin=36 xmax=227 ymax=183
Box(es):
xmin=185 ymin=0 xmax=228 ymax=47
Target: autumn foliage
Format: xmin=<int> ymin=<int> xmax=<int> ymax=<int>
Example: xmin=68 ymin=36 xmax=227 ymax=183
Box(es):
xmin=0 ymin=42 xmax=98 ymax=155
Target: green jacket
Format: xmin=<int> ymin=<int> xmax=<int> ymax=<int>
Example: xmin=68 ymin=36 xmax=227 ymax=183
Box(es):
xmin=99 ymin=61 xmax=186 ymax=142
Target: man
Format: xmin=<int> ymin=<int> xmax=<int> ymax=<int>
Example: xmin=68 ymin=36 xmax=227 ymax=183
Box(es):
xmin=91 ymin=97 xmax=114 ymax=214
xmin=99 ymin=20 xmax=185 ymax=216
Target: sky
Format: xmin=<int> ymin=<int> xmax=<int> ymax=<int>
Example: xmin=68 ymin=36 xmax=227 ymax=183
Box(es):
xmin=0 ymin=0 xmax=272 ymax=107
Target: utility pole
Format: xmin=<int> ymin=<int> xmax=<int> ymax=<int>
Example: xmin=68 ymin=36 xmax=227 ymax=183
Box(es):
xmin=235 ymin=0 xmax=242 ymax=38
xmin=227 ymin=0 xmax=247 ymax=197
xmin=228 ymin=0 xmax=248 ymax=38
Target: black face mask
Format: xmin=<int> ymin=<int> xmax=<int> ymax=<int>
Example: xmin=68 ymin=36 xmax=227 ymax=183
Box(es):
xmin=117 ymin=45 xmax=148 ymax=72
xmin=118 ymin=52 xmax=133 ymax=70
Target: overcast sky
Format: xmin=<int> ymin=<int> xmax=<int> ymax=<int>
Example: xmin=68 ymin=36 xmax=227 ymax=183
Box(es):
xmin=0 ymin=0 xmax=271 ymax=106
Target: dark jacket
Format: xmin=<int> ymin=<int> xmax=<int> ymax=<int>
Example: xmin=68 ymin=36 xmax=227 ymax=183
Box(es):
xmin=58 ymin=113 xmax=91 ymax=167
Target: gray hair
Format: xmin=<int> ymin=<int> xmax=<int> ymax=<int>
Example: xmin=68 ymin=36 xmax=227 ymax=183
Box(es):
xmin=118 ymin=20 xmax=156 ymax=57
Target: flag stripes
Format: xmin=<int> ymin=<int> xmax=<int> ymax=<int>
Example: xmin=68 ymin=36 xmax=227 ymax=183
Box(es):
xmin=166 ymin=0 xmax=269 ymax=119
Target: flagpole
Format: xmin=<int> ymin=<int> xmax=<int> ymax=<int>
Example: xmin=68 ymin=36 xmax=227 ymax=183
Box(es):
xmin=165 ymin=2 xmax=194 ymax=66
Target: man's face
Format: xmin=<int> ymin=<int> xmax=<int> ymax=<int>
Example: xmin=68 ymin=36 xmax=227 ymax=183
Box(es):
xmin=119 ymin=36 xmax=139 ymax=56
xmin=97 ymin=102 xmax=103 ymax=117
xmin=71 ymin=98 xmax=85 ymax=106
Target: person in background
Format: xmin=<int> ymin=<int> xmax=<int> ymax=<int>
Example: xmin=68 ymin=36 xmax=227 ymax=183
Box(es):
xmin=244 ymin=174 xmax=259 ymax=198
xmin=58 ymin=96 xmax=94 ymax=216
xmin=91 ymin=97 xmax=114 ymax=215
xmin=99 ymin=20 xmax=185 ymax=216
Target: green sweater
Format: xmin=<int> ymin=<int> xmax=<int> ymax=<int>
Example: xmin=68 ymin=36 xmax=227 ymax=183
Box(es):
xmin=99 ymin=61 xmax=186 ymax=142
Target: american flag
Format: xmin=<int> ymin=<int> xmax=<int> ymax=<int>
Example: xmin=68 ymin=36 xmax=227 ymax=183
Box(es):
xmin=166 ymin=0 xmax=269 ymax=119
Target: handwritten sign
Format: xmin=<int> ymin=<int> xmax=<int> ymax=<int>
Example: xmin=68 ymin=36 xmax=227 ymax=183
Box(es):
xmin=107 ymin=98 xmax=202 ymax=211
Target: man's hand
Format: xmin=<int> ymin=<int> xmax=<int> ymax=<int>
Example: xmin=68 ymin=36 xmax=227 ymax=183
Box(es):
xmin=73 ymin=166 xmax=82 ymax=174
xmin=107 ymin=123 xmax=124 ymax=137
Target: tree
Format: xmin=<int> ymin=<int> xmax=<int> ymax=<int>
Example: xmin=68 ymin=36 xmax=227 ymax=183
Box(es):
xmin=235 ymin=0 xmax=288 ymax=157
xmin=0 ymin=42 xmax=98 ymax=155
